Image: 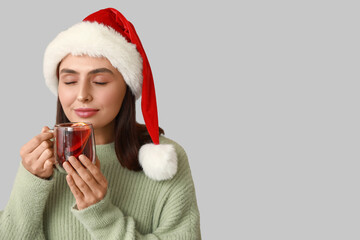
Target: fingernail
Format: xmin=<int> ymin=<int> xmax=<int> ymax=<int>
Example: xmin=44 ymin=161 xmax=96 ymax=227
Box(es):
xmin=63 ymin=162 xmax=69 ymax=170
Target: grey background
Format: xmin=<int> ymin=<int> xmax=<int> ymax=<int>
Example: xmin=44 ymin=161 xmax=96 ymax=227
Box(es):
xmin=0 ymin=1 xmax=358 ymax=239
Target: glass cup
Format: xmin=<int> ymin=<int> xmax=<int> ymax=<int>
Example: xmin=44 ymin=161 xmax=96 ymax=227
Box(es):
xmin=52 ymin=122 xmax=96 ymax=173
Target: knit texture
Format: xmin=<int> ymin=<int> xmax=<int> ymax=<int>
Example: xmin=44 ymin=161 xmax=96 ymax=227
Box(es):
xmin=0 ymin=136 xmax=201 ymax=239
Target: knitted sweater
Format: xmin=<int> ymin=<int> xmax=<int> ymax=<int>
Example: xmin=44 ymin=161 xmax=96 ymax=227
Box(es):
xmin=0 ymin=136 xmax=201 ymax=239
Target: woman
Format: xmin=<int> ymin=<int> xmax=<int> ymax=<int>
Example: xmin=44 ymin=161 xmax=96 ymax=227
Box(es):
xmin=0 ymin=8 xmax=201 ymax=239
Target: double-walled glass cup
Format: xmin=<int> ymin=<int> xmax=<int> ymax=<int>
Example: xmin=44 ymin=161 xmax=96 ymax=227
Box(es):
xmin=53 ymin=122 xmax=96 ymax=173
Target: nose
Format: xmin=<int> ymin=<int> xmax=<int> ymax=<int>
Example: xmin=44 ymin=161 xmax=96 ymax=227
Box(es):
xmin=77 ymin=82 xmax=93 ymax=103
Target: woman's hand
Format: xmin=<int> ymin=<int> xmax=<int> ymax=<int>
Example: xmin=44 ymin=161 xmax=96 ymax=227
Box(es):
xmin=63 ymin=155 xmax=108 ymax=210
xmin=20 ymin=126 xmax=55 ymax=179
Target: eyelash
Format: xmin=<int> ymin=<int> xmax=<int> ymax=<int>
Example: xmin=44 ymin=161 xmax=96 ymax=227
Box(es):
xmin=63 ymin=82 xmax=108 ymax=85
xmin=64 ymin=82 xmax=76 ymax=85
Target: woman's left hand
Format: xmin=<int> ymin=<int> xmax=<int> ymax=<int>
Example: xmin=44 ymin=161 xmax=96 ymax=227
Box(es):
xmin=63 ymin=155 xmax=108 ymax=210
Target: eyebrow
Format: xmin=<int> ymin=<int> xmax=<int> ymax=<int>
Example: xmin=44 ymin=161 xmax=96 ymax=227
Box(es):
xmin=59 ymin=68 xmax=114 ymax=75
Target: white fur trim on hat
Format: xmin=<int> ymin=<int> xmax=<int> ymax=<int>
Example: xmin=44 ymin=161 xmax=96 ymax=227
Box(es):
xmin=139 ymin=143 xmax=178 ymax=181
xmin=43 ymin=21 xmax=143 ymax=99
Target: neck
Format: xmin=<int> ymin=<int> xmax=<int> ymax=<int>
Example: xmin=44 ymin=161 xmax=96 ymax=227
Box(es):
xmin=94 ymin=121 xmax=115 ymax=145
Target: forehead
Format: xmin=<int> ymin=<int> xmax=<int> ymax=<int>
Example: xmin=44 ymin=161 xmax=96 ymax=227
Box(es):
xmin=59 ymin=54 xmax=115 ymax=71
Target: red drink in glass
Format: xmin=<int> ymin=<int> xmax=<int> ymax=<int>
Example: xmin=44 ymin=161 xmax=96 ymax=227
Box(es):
xmin=54 ymin=122 xmax=95 ymax=173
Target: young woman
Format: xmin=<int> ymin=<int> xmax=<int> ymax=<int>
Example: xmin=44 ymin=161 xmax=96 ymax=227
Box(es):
xmin=0 ymin=8 xmax=201 ymax=239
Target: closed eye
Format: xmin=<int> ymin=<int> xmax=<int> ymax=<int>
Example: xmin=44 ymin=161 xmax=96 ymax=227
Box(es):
xmin=64 ymin=82 xmax=76 ymax=85
xmin=94 ymin=82 xmax=108 ymax=85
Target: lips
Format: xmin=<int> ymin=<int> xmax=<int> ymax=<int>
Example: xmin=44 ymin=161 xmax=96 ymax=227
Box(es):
xmin=74 ymin=108 xmax=99 ymax=118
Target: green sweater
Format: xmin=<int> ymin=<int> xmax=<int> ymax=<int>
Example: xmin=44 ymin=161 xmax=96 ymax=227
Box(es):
xmin=0 ymin=136 xmax=201 ymax=239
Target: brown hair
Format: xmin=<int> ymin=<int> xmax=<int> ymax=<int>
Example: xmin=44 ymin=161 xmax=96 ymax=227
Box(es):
xmin=56 ymin=86 xmax=164 ymax=171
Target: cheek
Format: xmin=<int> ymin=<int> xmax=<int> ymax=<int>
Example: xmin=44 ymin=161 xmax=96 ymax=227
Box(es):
xmin=100 ymin=90 xmax=124 ymax=111
xmin=58 ymin=86 xmax=76 ymax=107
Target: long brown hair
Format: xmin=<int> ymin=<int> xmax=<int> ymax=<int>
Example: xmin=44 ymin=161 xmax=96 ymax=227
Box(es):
xmin=56 ymin=86 xmax=164 ymax=171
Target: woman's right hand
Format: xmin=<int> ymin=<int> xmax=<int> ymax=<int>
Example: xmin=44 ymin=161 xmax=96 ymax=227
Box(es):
xmin=20 ymin=126 xmax=55 ymax=179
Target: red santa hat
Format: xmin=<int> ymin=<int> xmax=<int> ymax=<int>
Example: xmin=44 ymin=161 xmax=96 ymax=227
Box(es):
xmin=43 ymin=8 xmax=177 ymax=181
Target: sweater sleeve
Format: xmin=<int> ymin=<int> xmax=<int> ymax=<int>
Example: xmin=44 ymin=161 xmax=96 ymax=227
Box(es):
xmin=0 ymin=163 xmax=55 ymax=239
xmin=71 ymin=147 xmax=201 ymax=240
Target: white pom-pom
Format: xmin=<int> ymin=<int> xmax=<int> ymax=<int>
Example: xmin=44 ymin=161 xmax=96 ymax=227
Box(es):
xmin=139 ymin=143 xmax=178 ymax=181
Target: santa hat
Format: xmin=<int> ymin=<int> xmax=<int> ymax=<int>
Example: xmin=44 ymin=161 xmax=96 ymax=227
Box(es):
xmin=43 ymin=8 xmax=177 ymax=181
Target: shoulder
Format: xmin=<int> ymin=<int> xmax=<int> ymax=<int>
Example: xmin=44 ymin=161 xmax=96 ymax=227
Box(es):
xmin=159 ymin=135 xmax=186 ymax=156
xmin=140 ymin=135 xmax=194 ymax=182
xmin=159 ymin=135 xmax=192 ymax=180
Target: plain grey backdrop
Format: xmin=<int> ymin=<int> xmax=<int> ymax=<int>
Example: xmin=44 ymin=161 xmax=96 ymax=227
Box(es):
xmin=0 ymin=1 xmax=358 ymax=239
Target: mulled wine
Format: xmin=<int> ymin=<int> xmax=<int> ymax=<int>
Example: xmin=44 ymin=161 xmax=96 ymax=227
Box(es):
xmin=54 ymin=122 xmax=95 ymax=172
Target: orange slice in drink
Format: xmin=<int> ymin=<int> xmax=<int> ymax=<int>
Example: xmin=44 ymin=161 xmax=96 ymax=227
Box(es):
xmin=69 ymin=122 xmax=91 ymax=153
xmin=71 ymin=122 xmax=87 ymax=127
